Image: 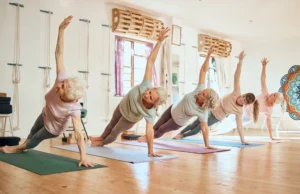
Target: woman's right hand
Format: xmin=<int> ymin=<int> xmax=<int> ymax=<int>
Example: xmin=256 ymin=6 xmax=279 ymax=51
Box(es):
xmin=205 ymin=145 xmax=218 ymax=150
xmin=148 ymin=152 xmax=162 ymax=157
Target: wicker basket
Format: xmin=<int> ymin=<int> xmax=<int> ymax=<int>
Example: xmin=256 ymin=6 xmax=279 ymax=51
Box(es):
xmin=198 ymin=34 xmax=232 ymax=57
xmin=139 ymin=16 xmax=155 ymax=39
xmin=112 ymin=8 xmax=164 ymax=40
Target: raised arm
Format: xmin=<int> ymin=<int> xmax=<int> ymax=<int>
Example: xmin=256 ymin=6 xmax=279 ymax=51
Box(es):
xmin=144 ymin=28 xmax=169 ymax=80
xmin=198 ymin=46 xmax=214 ymax=85
xmin=55 ymin=16 xmax=73 ymax=74
xmin=260 ymin=58 xmax=269 ymax=89
xmin=233 ymin=51 xmax=246 ymax=92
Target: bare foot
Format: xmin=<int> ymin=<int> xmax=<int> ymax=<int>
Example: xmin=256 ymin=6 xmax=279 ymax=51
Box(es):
xmin=91 ymin=140 xmax=104 ymax=147
xmin=89 ymin=136 xmax=103 ymax=141
xmin=1 ymin=146 xmax=22 ymax=154
xmin=173 ymin=133 xmax=183 ymax=140
xmin=137 ymin=136 xmax=147 ymax=142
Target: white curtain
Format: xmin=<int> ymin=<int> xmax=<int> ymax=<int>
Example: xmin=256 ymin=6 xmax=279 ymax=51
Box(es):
xmin=160 ymin=40 xmax=172 ymax=107
xmin=215 ymin=56 xmax=235 ymax=96
xmin=214 ymin=57 xmax=226 ymax=96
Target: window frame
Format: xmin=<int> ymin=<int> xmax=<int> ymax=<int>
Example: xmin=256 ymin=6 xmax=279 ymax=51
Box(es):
xmin=116 ymin=36 xmax=152 ymax=94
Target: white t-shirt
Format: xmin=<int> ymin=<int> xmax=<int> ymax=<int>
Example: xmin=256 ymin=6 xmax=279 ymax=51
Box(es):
xmin=171 ymin=84 xmax=209 ymax=126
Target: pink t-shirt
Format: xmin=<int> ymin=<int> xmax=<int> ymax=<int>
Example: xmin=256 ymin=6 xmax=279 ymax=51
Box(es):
xmin=42 ymin=72 xmax=82 ymax=135
xmin=245 ymin=87 xmax=273 ymax=119
xmin=211 ymin=91 xmax=243 ymax=121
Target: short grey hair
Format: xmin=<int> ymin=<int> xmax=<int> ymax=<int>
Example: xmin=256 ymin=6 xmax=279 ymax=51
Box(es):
xmin=154 ymin=87 xmax=168 ymax=106
xmin=65 ymin=76 xmax=87 ymax=100
xmin=202 ymin=88 xmax=219 ymax=109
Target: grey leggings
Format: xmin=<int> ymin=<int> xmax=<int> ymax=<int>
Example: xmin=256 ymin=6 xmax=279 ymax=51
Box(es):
xmin=180 ymin=113 xmax=220 ymax=138
xmin=153 ymin=105 xmax=182 ymax=138
xmin=26 ymin=113 xmax=58 ymax=149
xmin=101 ymin=106 xmax=135 ymax=145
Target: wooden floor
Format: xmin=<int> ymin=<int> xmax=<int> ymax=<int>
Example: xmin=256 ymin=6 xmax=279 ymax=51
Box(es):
xmin=1 ymin=130 xmax=300 ymax=194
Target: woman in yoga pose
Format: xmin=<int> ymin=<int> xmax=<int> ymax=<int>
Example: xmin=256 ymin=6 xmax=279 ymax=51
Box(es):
xmin=1 ymin=16 xmax=95 ymax=167
xmin=89 ymin=28 xmax=169 ymax=157
xmin=138 ymin=46 xmax=219 ymax=149
xmin=173 ymin=51 xmax=259 ymax=145
xmin=243 ymin=58 xmax=283 ymax=140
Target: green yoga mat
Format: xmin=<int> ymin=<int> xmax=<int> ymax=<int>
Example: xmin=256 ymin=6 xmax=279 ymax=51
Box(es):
xmin=0 ymin=150 xmax=106 ymax=175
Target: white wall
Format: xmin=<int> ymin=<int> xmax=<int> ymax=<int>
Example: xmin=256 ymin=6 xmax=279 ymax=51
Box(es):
xmin=241 ymin=37 xmax=300 ymax=130
xmin=0 ymin=0 xmax=172 ymax=137
xmin=3 ymin=0 xmax=273 ymax=139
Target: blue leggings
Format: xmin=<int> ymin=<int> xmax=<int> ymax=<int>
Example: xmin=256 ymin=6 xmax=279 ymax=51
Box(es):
xmin=26 ymin=113 xmax=58 ymax=149
xmin=180 ymin=113 xmax=220 ymax=138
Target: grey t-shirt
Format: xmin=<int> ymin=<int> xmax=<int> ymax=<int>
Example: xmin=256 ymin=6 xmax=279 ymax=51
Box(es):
xmin=119 ymin=79 xmax=156 ymax=123
xmin=171 ymin=84 xmax=209 ymax=126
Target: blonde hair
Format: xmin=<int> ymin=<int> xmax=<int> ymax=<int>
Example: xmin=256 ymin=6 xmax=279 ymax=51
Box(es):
xmin=202 ymin=88 xmax=219 ymax=109
xmin=65 ymin=76 xmax=87 ymax=100
xmin=154 ymin=87 xmax=168 ymax=106
xmin=275 ymin=92 xmax=284 ymax=104
xmin=153 ymin=87 xmax=168 ymax=116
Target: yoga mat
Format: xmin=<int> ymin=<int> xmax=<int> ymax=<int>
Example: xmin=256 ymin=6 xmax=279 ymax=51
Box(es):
xmin=161 ymin=138 xmax=263 ymax=148
xmin=210 ymin=136 xmax=288 ymax=143
xmin=116 ymin=141 xmax=230 ymax=154
xmin=54 ymin=144 xmax=177 ymax=163
xmin=0 ymin=150 xmax=106 ymax=175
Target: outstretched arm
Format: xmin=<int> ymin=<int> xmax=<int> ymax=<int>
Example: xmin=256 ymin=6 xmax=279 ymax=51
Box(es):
xmin=72 ymin=116 xmax=96 ymax=167
xmin=198 ymin=46 xmax=214 ymax=85
xmin=200 ymin=122 xmax=216 ymax=149
xmin=144 ymin=28 xmax=169 ymax=80
xmin=146 ymin=122 xmax=162 ymax=157
xmin=233 ymin=51 xmax=246 ymax=92
xmin=235 ymin=114 xmax=249 ymax=144
xmin=260 ymin=58 xmax=268 ymax=89
xmin=266 ymin=116 xmax=274 ymax=139
xmin=55 ymin=16 xmax=73 ymax=74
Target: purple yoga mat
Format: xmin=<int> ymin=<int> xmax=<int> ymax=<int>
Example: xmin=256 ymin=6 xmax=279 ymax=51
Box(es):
xmin=116 ymin=140 xmax=230 ymax=154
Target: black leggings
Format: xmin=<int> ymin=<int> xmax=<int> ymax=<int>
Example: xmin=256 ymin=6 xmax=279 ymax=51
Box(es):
xmin=180 ymin=113 xmax=220 ymax=138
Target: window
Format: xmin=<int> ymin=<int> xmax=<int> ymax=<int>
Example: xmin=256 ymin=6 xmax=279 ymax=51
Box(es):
xmin=115 ymin=36 xmax=154 ymax=96
xmin=123 ymin=40 xmax=149 ymax=94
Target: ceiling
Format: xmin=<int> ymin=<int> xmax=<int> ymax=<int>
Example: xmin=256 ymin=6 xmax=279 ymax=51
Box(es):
xmin=108 ymin=0 xmax=300 ymax=42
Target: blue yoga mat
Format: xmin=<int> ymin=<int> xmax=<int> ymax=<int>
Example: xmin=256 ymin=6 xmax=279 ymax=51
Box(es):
xmin=54 ymin=144 xmax=178 ymax=163
xmin=161 ymin=138 xmax=264 ymax=148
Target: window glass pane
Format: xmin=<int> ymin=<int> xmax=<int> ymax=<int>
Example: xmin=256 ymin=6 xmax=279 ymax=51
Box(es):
xmin=123 ymin=73 xmax=131 ymax=81
xmin=123 ymin=67 xmax=131 ymax=74
xmin=124 ymin=41 xmax=131 ymax=53
xmin=134 ymin=69 xmax=144 ymax=82
xmin=134 ymin=42 xmax=146 ymax=56
xmin=124 ymin=41 xmax=132 ymax=67
xmin=134 ymin=56 xmax=146 ymax=69
xmin=123 ymin=81 xmax=131 ymax=88
xmin=123 ymin=87 xmax=131 ymax=95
